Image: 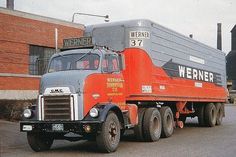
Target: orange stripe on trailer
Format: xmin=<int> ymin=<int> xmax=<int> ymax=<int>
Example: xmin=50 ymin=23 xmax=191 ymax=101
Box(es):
xmin=122 ymin=48 xmax=227 ymax=103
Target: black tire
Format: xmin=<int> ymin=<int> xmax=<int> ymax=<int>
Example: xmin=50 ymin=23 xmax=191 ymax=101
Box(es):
xmin=197 ymin=105 xmax=205 ymax=126
xmin=27 ymin=132 xmax=54 ymax=152
xmin=215 ymin=103 xmax=224 ymax=125
xmin=96 ymin=112 xmax=120 ymax=153
xmin=134 ymin=108 xmax=146 ymax=141
xmin=143 ymin=108 xmax=162 ymax=142
xmin=205 ymin=103 xmax=217 ymax=127
xmin=160 ymin=106 xmax=174 ymax=138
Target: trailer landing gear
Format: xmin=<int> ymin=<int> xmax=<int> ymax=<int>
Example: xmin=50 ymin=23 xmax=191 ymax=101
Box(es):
xmin=175 ymin=101 xmax=194 ymax=128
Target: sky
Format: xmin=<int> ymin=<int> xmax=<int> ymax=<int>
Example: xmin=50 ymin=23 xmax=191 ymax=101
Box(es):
xmin=0 ymin=0 xmax=235 ymax=54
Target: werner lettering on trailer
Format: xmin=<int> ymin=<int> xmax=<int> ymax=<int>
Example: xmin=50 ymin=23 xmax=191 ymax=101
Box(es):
xmin=178 ymin=66 xmax=214 ymax=82
xmin=20 ymin=19 xmax=227 ymax=153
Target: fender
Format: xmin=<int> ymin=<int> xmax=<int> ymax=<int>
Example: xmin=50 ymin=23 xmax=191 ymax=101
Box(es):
xmin=83 ymin=103 xmax=124 ymax=127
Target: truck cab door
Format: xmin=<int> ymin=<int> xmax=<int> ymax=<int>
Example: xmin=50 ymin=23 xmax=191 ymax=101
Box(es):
xmin=101 ymin=54 xmax=126 ymax=109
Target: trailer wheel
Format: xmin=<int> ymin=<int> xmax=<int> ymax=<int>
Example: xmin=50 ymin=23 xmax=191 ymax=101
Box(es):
xmin=215 ymin=103 xmax=224 ymax=126
xmin=27 ymin=132 xmax=54 ymax=152
xmin=160 ymin=106 xmax=174 ymax=138
xmin=197 ymin=105 xmax=205 ymax=126
xmin=143 ymin=108 xmax=162 ymax=142
xmin=134 ymin=108 xmax=146 ymax=141
xmin=205 ymin=103 xmax=217 ymax=127
xmin=96 ymin=111 xmax=120 ymax=153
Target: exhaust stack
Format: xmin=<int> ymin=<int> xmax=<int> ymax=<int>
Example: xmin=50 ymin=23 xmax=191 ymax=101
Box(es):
xmin=232 ymin=25 xmax=236 ymax=51
xmin=6 ymin=0 xmax=14 ymax=10
xmin=217 ymin=23 xmax=222 ymax=50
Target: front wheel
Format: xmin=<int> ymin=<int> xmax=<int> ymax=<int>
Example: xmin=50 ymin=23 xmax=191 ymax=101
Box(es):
xmin=96 ymin=112 xmax=120 ymax=153
xmin=27 ymin=132 xmax=54 ymax=152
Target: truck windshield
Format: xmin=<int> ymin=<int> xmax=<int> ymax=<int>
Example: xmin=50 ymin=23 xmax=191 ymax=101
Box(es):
xmin=48 ymin=53 xmax=100 ymax=73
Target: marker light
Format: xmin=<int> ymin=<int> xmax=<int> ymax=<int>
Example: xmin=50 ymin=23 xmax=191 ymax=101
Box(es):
xmin=89 ymin=108 xmax=99 ymax=118
xmin=92 ymin=93 xmax=100 ymax=99
xmin=23 ymin=109 xmax=32 ymax=118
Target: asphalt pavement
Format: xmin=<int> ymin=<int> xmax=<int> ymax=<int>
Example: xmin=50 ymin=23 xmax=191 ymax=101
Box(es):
xmin=0 ymin=105 xmax=236 ymax=157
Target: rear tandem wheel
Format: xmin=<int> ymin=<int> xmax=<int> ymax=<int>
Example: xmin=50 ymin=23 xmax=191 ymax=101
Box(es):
xmin=204 ymin=103 xmax=217 ymax=127
xmin=215 ymin=103 xmax=224 ymax=126
xmin=134 ymin=108 xmax=146 ymax=141
xmin=160 ymin=106 xmax=174 ymax=138
xmin=142 ymin=108 xmax=162 ymax=142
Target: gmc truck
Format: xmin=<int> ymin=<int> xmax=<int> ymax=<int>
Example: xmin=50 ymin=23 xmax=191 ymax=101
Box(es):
xmin=20 ymin=19 xmax=227 ymax=153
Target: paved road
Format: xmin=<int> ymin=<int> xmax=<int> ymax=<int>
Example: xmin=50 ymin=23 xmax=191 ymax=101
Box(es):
xmin=1 ymin=105 xmax=236 ymax=157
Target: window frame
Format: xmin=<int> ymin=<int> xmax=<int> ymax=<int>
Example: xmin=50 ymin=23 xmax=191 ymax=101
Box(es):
xmin=47 ymin=53 xmax=101 ymax=73
xmin=29 ymin=45 xmax=55 ymax=75
xmin=102 ymin=54 xmax=120 ymax=73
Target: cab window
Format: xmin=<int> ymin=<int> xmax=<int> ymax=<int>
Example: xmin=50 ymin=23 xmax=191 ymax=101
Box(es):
xmin=102 ymin=54 xmax=119 ymax=73
xmin=48 ymin=53 xmax=100 ymax=73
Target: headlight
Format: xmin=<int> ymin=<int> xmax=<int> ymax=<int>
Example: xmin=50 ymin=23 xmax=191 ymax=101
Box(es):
xmin=23 ymin=109 xmax=32 ymax=118
xmin=89 ymin=108 xmax=99 ymax=118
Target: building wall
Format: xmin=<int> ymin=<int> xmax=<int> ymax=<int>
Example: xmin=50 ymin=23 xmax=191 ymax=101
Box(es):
xmin=0 ymin=7 xmax=84 ymax=100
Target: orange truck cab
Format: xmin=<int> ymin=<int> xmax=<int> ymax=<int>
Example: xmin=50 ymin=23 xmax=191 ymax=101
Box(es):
xmin=20 ymin=19 xmax=227 ymax=153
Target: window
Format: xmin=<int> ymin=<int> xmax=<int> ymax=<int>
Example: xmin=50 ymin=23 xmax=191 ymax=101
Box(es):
xmin=29 ymin=45 xmax=55 ymax=75
xmin=102 ymin=54 xmax=119 ymax=73
xmin=75 ymin=54 xmax=100 ymax=70
xmin=48 ymin=53 xmax=100 ymax=73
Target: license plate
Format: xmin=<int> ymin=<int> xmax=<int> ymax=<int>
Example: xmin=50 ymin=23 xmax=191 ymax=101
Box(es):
xmin=23 ymin=125 xmax=32 ymax=131
xmin=52 ymin=124 xmax=64 ymax=131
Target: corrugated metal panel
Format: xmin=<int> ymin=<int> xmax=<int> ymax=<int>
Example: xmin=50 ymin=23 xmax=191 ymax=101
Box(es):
xmin=85 ymin=19 xmax=226 ymax=87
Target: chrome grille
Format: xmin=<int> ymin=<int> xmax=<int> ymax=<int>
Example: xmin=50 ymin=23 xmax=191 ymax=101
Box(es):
xmin=43 ymin=95 xmax=71 ymax=120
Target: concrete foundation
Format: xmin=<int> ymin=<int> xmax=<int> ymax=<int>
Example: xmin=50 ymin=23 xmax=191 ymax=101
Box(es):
xmin=0 ymin=90 xmax=38 ymax=100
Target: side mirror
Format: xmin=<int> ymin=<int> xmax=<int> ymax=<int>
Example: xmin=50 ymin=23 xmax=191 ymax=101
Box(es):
xmin=118 ymin=54 xmax=125 ymax=71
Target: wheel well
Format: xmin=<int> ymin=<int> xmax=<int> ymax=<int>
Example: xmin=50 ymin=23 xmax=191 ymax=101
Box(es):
xmin=109 ymin=107 xmax=125 ymax=129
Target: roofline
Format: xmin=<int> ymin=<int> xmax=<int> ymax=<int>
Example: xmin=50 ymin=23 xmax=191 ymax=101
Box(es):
xmin=0 ymin=7 xmax=84 ymax=30
xmin=86 ymin=19 xmax=225 ymax=54
xmin=231 ymin=25 xmax=236 ymax=32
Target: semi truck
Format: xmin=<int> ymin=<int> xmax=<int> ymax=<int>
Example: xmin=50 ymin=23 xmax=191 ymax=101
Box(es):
xmin=20 ymin=19 xmax=227 ymax=153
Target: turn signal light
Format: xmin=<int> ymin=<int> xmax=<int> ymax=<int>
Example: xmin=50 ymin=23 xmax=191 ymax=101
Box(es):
xmin=84 ymin=125 xmax=92 ymax=133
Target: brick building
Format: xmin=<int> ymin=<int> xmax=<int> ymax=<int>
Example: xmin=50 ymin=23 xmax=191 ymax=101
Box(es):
xmin=0 ymin=7 xmax=84 ymax=100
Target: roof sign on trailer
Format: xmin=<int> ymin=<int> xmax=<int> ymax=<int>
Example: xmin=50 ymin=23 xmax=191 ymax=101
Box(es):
xmin=129 ymin=31 xmax=150 ymax=48
xmin=63 ymin=37 xmax=93 ymax=49
xmin=129 ymin=31 xmax=150 ymax=39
